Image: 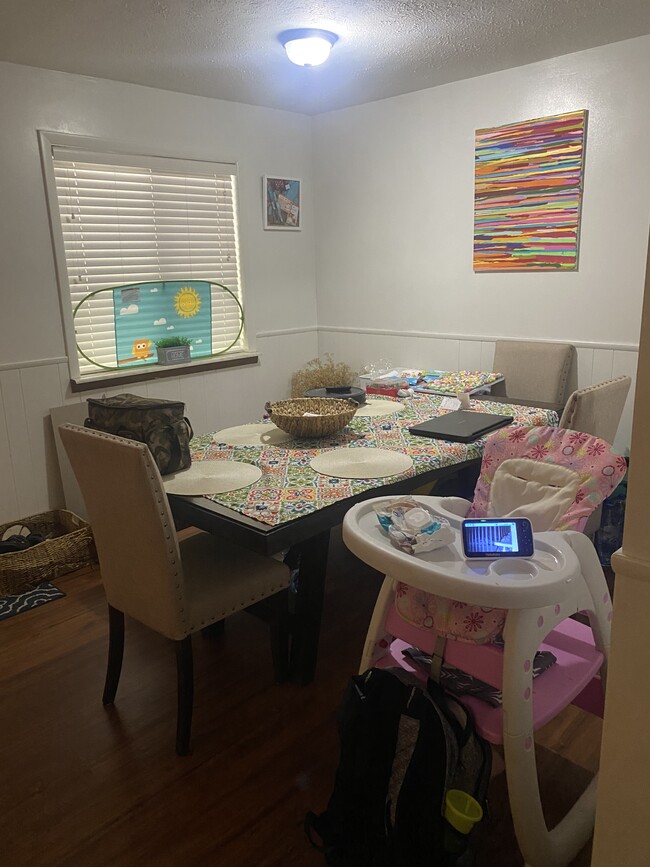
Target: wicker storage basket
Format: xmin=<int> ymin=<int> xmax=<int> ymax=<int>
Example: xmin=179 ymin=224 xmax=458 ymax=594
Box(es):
xmin=265 ymin=397 xmax=358 ymax=438
xmin=0 ymin=510 xmax=97 ymax=596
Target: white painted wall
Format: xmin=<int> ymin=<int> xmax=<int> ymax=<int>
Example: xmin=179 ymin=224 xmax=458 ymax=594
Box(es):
xmin=0 ymin=62 xmax=318 ymax=524
xmin=313 ymin=36 xmax=650 ymax=451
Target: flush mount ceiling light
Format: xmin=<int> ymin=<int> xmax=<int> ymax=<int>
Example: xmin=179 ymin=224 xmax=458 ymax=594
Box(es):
xmin=279 ymin=28 xmax=338 ymax=67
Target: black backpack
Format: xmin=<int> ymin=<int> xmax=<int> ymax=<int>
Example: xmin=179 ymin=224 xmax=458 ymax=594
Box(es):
xmin=305 ymin=667 xmax=491 ymax=867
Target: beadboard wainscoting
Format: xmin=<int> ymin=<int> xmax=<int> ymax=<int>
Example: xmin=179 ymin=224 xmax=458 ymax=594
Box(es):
xmin=0 ymin=329 xmax=318 ymax=526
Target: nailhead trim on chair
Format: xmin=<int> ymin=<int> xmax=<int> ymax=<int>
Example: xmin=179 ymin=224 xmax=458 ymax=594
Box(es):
xmin=141 ymin=451 xmax=187 ymax=623
xmin=191 ymin=584 xmax=289 ymax=630
xmin=75 ymin=427 xmax=189 ymax=631
xmin=556 ymin=347 xmax=574 ymax=405
xmin=560 ymin=375 xmax=631 ymax=431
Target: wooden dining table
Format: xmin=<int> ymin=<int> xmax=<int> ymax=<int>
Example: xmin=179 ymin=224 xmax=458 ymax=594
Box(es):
xmin=167 ymin=394 xmax=558 ymax=684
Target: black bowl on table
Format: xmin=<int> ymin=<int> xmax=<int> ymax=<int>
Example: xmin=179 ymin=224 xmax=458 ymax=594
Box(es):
xmin=304 ymin=386 xmax=366 ymax=405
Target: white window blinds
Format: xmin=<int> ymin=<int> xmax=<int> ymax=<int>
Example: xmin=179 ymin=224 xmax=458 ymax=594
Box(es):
xmin=50 ymin=148 xmax=246 ymax=377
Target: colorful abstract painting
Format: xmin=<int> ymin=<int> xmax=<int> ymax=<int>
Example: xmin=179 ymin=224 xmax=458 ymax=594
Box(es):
xmin=474 ymin=110 xmax=587 ymax=271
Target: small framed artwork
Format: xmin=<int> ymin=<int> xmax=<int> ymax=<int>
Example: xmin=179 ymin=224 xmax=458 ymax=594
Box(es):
xmin=264 ymin=176 xmax=301 ymax=230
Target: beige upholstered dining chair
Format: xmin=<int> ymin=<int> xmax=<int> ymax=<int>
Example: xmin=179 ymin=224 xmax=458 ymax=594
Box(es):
xmin=559 ymin=376 xmax=632 ymax=538
xmin=485 ymin=340 xmax=576 ymax=413
xmin=59 ymin=423 xmax=291 ymax=755
xmin=559 ymin=376 xmax=632 ymax=445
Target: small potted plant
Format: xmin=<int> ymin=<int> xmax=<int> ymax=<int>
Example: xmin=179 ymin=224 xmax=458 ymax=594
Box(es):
xmin=155 ymin=336 xmax=193 ymax=366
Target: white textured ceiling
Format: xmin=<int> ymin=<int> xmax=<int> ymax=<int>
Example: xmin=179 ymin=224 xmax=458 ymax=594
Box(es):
xmin=1 ymin=0 xmax=649 ymax=114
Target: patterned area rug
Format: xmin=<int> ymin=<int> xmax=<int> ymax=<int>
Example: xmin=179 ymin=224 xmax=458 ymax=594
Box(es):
xmin=0 ymin=581 xmax=65 ymax=622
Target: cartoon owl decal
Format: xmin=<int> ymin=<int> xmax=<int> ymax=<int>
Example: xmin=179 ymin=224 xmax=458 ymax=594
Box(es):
xmin=132 ymin=339 xmax=152 ymax=360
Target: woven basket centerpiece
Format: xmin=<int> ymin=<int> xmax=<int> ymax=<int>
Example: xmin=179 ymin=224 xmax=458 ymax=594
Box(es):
xmin=265 ymin=397 xmax=358 ymax=438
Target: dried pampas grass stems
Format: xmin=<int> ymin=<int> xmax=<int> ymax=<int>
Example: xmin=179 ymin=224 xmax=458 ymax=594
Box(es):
xmin=291 ymin=354 xmax=357 ymax=398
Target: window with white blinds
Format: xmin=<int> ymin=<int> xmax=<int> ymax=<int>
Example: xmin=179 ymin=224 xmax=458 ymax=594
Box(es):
xmin=48 ymin=146 xmax=246 ymax=377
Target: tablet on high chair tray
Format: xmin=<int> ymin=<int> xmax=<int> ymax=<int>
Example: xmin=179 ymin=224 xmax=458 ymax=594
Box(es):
xmin=461 ymin=517 xmax=534 ymax=559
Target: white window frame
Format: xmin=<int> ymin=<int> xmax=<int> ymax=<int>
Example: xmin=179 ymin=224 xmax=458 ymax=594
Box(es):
xmin=39 ymin=131 xmax=256 ymax=388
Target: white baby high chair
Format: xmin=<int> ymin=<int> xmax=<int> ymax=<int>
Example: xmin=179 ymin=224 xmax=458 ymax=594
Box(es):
xmin=342 ymin=426 xmax=626 ymax=867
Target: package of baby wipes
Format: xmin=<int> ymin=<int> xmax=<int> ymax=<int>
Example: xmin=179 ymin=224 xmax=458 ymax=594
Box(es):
xmin=373 ymin=497 xmax=455 ymax=555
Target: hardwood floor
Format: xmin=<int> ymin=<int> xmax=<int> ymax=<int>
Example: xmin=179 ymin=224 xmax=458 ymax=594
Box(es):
xmin=0 ymin=528 xmax=601 ymax=866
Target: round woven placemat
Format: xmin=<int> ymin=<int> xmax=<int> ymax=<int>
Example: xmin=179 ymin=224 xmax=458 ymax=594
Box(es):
xmin=163 ymin=461 xmax=262 ymax=495
xmin=355 ymin=399 xmax=406 ymax=418
xmin=213 ymin=423 xmax=292 ymax=447
xmin=310 ymin=447 xmax=413 ymax=479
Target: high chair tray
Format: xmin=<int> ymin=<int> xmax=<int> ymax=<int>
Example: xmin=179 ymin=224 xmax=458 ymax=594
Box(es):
xmin=343 ymin=496 xmax=581 ymax=610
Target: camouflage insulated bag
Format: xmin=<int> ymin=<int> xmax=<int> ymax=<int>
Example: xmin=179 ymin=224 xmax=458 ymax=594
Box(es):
xmin=85 ymin=393 xmax=194 ymax=476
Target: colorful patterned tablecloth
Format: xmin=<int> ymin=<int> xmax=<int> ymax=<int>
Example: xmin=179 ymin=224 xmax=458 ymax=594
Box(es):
xmin=189 ymin=395 xmax=557 ymax=528
xmin=413 ymin=370 xmax=504 ymax=395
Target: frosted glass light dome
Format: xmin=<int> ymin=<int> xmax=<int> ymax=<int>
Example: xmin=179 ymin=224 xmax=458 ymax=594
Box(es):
xmin=279 ymin=29 xmax=338 ymax=67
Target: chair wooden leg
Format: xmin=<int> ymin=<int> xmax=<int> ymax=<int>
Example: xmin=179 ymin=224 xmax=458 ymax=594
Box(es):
xmin=102 ymin=605 xmax=125 ymax=706
xmin=175 ymin=636 xmax=194 ymax=756
xmin=270 ymin=589 xmax=290 ymax=683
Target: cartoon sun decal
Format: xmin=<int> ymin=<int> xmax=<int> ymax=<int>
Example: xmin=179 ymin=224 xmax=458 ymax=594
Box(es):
xmin=174 ymin=285 xmax=201 ymax=318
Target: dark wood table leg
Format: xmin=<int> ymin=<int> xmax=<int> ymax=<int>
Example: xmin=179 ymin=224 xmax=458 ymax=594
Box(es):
xmin=457 ymin=461 xmax=481 ymax=499
xmin=288 ymin=529 xmax=331 ymax=685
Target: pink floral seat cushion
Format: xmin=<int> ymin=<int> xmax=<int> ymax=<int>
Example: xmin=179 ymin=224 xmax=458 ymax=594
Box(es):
xmin=395 ymin=426 xmax=626 ymax=644
xmin=395 ymin=582 xmax=506 ymax=643
xmin=466 ymin=426 xmax=626 ymax=531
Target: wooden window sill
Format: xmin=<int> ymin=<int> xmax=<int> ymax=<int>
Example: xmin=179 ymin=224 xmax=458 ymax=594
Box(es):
xmin=70 ymin=352 xmax=259 ymax=393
